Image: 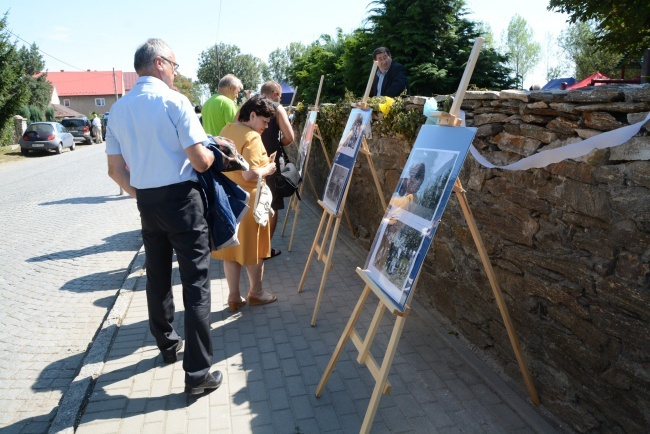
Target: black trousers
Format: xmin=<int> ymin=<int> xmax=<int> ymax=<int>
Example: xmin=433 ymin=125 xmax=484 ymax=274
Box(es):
xmin=136 ymin=181 xmax=212 ymax=386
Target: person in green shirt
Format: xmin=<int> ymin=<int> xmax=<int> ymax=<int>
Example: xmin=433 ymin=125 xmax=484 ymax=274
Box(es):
xmin=202 ymin=74 xmax=243 ymax=136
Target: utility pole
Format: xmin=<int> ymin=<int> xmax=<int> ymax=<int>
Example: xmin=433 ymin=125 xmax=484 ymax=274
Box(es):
xmin=112 ymin=68 xmax=119 ymax=103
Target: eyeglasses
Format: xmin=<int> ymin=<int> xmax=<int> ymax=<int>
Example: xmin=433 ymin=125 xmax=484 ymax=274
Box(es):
xmin=160 ymin=56 xmax=179 ymax=72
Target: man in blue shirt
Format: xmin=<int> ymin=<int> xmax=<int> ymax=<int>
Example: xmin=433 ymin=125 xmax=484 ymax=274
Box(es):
xmin=369 ymin=47 xmax=409 ymax=98
xmin=106 ymin=38 xmax=222 ymax=395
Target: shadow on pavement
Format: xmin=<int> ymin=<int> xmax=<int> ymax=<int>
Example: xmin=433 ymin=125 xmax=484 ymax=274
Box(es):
xmin=27 ymin=230 xmax=142 ymax=263
xmin=40 ymin=195 xmax=131 ymax=206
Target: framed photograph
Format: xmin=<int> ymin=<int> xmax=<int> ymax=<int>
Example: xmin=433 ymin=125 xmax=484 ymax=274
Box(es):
xmin=362 ymin=125 xmax=477 ymax=311
xmin=297 ymin=110 xmax=318 ymax=176
xmin=336 ymin=109 xmax=372 ymax=158
xmin=323 ymin=163 xmax=349 ymax=212
xmin=321 ymin=108 xmax=372 ymax=215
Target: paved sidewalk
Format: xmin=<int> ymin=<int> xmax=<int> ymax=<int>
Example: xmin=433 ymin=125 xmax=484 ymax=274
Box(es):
xmin=74 ymin=196 xmax=558 ymax=433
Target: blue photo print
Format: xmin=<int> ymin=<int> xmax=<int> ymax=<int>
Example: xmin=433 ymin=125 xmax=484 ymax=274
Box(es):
xmin=322 ymin=108 xmax=372 ymax=215
xmin=362 ymin=125 xmax=477 ymax=311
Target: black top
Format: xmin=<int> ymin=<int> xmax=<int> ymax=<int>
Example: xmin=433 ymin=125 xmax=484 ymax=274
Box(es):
xmin=370 ymin=62 xmax=409 ymax=97
xmin=261 ymin=115 xmax=281 ymax=156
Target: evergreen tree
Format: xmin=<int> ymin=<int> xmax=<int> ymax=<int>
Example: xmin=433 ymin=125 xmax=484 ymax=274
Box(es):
xmin=19 ymin=43 xmax=52 ymax=107
xmin=360 ymin=0 xmax=514 ymax=95
xmin=0 ymin=14 xmax=30 ymax=127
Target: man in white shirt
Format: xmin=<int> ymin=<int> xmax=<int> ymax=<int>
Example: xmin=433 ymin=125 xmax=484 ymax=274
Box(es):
xmin=106 ymin=38 xmax=222 ymax=395
xmin=91 ymin=114 xmax=102 ymax=143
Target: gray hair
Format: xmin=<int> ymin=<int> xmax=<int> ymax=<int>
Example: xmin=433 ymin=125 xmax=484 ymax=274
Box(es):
xmin=218 ymin=74 xmax=243 ymax=89
xmin=134 ymin=38 xmax=172 ymax=75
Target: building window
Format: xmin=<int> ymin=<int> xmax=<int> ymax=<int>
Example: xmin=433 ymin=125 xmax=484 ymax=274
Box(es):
xmin=95 ymin=98 xmax=105 ymax=107
xmin=63 ymin=99 xmax=70 ymax=107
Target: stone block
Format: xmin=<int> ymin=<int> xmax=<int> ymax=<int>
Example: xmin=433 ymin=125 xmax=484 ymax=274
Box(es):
xmin=623 ymin=84 xmax=650 ymax=102
xmin=476 ymin=123 xmax=503 ymax=138
xmin=575 ymin=128 xmax=601 ymax=139
xmin=499 ymin=90 xmax=530 ymax=102
xmin=518 ymin=124 xmax=558 ymax=143
xmin=565 ymin=87 xmax=625 ymax=103
xmin=473 ymin=113 xmax=509 ymax=126
xmin=549 ymin=160 xmax=594 ymax=184
xmin=547 ymin=117 xmax=580 ymax=135
xmin=549 ymin=102 xmax=579 ymax=114
xmin=625 ymin=161 xmax=650 ymax=188
xmin=575 ymin=102 xmax=650 ymax=112
xmin=464 ymin=91 xmax=500 ymax=100
xmin=609 ymin=136 xmax=650 ymax=161
xmin=584 ymin=111 xmax=626 ymax=131
xmin=610 ymin=185 xmax=649 ymax=223
xmin=490 ymin=131 xmax=541 ymax=156
xmin=529 ymin=90 xmax=567 ymax=102
xmin=520 ymin=114 xmax=555 ymax=125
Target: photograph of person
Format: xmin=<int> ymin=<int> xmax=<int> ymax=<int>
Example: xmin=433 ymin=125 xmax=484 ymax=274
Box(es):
xmin=389 ymin=149 xmax=459 ymax=222
xmin=336 ymin=109 xmax=372 ymax=157
xmin=322 ymin=163 xmax=349 ymax=214
xmin=368 ymin=215 xmax=426 ymax=302
xmin=297 ymin=110 xmax=317 ymax=175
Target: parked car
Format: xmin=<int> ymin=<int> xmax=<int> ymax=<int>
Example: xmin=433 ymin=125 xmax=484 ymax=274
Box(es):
xmin=61 ymin=116 xmax=92 ymax=145
xmin=19 ymin=122 xmax=75 ymax=155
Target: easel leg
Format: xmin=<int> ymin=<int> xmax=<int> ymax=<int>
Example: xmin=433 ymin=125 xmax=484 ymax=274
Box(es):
xmin=316 ymin=285 xmax=371 ymax=397
xmin=311 ymin=217 xmax=342 ymax=326
xmin=360 ymin=313 xmax=407 ymax=434
xmin=357 ymin=303 xmax=386 ymax=364
xmin=298 ymin=211 xmax=327 ymax=293
xmin=454 ymin=180 xmax=540 ymax=405
xmin=281 ymin=194 xmax=294 ymax=237
xmin=288 ymin=199 xmax=301 ymax=252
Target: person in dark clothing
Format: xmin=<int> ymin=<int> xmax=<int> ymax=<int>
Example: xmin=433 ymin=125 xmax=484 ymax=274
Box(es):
xmin=259 ymin=81 xmax=294 ymax=259
xmin=369 ymin=47 xmax=409 ymax=98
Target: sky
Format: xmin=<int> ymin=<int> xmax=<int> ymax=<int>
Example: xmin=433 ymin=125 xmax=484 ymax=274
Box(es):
xmin=3 ymin=0 xmax=571 ymax=91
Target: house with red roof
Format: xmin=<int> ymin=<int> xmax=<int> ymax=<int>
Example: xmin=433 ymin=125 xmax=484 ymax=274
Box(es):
xmin=45 ymin=70 xmax=131 ymax=117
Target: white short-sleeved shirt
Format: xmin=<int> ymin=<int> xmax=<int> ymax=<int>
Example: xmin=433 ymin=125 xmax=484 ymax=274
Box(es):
xmin=106 ymin=76 xmax=208 ymax=189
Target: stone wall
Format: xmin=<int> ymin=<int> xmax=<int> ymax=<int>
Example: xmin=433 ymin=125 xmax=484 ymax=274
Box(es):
xmin=291 ymin=84 xmax=649 ymax=433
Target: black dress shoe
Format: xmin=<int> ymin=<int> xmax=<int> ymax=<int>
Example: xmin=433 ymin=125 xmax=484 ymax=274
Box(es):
xmin=185 ymin=371 xmax=223 ymax=395
xmin=162 ymin=339 xmax=183 ymax=363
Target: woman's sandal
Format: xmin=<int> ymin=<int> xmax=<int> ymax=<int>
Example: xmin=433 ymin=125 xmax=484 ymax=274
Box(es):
xmin=228 ymin=297 xmax=247 ymax=312
xmin=248 ymin=292 xmax=277 ymax=306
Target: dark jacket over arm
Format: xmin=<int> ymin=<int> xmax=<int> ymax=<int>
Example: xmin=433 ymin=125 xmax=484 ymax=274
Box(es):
xmin=370 ymin=62 xmax=409 ymax=97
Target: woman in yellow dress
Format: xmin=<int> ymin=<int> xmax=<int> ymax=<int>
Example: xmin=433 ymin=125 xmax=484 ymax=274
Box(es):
xmin=212 ymin=95 xmax=278 ymax=311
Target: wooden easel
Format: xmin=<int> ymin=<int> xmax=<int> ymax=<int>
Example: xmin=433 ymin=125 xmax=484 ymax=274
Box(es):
xmin=297 ymin=63 xmax=386 ymax=326
xmin=315 ymin=38 xmax=539 ymax=434
xmin=282 ymin=76 xmax=356 ymax=249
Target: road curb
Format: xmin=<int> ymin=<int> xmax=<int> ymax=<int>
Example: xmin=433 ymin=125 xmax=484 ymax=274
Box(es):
xmin=48 ymin=245 xmax=146 ymax=434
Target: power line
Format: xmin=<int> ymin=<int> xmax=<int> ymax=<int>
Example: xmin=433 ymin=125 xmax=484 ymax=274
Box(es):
xmin=4 ymin=26 xmax=128 ymax=76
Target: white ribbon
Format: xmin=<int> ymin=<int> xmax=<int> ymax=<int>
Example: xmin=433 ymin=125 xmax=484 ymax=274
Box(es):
xmin=466 ymin=112 xmax=650 ymax=171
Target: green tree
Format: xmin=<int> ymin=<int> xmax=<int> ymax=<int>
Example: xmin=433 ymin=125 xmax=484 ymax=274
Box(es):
xmin=18 ymin=43 xmax=52 ymax=107
xmin=560 ymin=20 xmax=622 ymax=79
xmin=197 ymin=42 xmax=263 ymax=93
xmin=363 ymin=0 xmax=515 ymax=95
xmin=173 ymin=73 xmax=201 ymax=105
xmin=543 ymin=32 xmax=569 ymax=82
xmin=0 ymin=14 xmax=30 ymax=127
xmin=267 ymin=42 xmax=307 ymax=84
xmin=289 ymin=30 xmax=350 ymax=104
xmin=548 ymin=0 xmax=650 ymax=57
xmin=503 ymin=14 xmax=541 ymax=89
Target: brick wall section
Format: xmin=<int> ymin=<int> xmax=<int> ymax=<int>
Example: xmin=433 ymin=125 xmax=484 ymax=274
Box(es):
xmin=291 ymin=84 xmax=649 ymax=433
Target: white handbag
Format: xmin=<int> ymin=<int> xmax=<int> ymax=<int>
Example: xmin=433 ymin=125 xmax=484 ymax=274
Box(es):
xmin=253 ymin=175 xmax=274 ymax=226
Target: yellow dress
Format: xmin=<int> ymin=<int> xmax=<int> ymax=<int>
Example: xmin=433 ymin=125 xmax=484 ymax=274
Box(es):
xmin=211 ymin=123 xmax=271 ymax=265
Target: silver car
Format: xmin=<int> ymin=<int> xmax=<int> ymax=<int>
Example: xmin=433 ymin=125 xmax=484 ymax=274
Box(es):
xmin=20 ymin=122 xmax=75 ymax=155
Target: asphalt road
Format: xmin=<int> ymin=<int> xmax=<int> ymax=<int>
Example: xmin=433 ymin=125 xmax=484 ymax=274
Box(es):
xmin=0 ymin=144 xmax=142 ymax=433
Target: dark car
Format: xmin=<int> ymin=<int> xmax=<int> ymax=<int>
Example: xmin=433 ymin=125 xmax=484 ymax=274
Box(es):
xmin=61 ymin=117 xmax=92 ymax=145
xmin=19 ymin=122 xmax=75 ymax=155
